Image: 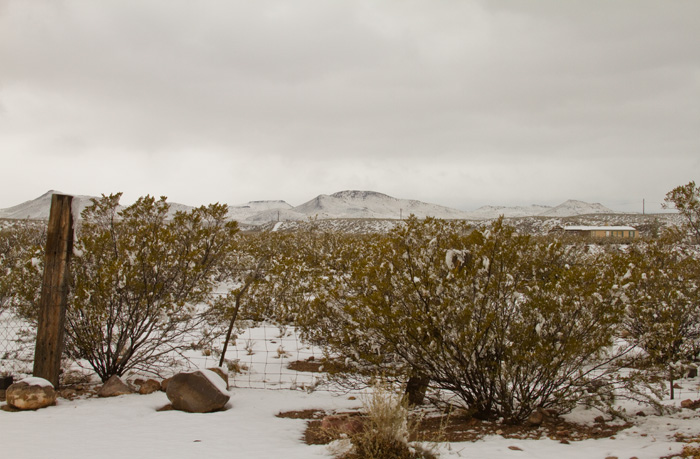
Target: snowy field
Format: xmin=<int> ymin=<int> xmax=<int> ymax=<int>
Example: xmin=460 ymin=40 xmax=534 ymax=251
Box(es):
xmin=3 ymin=324 xmax=700 ymax=458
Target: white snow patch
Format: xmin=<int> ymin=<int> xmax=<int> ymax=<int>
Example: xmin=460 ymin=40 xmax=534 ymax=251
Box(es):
xmin=17 ymin=376 xmax=54 ymax=388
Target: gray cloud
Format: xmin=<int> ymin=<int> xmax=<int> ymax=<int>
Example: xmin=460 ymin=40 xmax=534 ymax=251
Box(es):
xmin=1 ymin=0 xmax=698 ymax=212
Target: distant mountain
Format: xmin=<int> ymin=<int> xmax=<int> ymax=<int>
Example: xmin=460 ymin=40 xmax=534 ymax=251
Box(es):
xmin=464 ymin=204 xmax=554 ymax=219
xmin=0 ymin=191 xmax=196 ymax=221
xmin=538 ymin=199 xmax=614 ymax=217
xmin=292 ymin=190 xmax=473 ymax=220
xmin=227 ymin=200 xmax=295 ymax=222
xmin=0 ymin=190 xmax=617 ymax=224
xmin=462 ymin=200 xmax=614 ymax=219
xmin=0 ymin=190 xmax=95 ymax=220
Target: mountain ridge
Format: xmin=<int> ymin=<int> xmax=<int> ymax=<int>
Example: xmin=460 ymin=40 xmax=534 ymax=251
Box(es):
xmin=0 ymin=190 xmax=617 ymax=224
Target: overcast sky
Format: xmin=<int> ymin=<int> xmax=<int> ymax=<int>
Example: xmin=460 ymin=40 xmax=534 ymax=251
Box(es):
xmin=1 ymin=0 xmax=698 ymax=213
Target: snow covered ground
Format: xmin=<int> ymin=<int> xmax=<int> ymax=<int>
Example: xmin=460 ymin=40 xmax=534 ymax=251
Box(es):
xmin=3 ymin=324 xmax=700 ymax=458
xmin=2 ymin=380 xmax=700 ymax=459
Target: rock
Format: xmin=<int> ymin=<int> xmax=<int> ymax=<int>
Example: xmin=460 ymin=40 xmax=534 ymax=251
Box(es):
xmin=594 ymin=415 xmax=606 ymax=424
xmin=320 ymin=414 xmax=364 ymax=436
xmin=166 ymin=370 xmax=230 ymax=413
xmin=526 ymin=409 xmax=547 ymax=426
xmin=138 ymin=379 xmax=162 ymax=395
xmin=6 ymin=377 xmax=57 ymax=410
xmin=508 ymin=446 xmax=523 ymax=451
xmin=97 ymin=375 xmax=134 ymax=397
xmin=680 ymin=399 xmax=700 ymax=410
xmin=59 ymin=388 xmax=77 ymax=400
xmin=636 ymin=411 xmax=646 ymax=417
xmin=688 ymin=367 xmax=698 ymax=378
xmin=206 ymin=367 xmax=229 ymax=389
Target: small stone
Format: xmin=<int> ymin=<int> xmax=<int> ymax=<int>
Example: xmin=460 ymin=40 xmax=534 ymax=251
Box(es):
xmin=59 ymin=388 xmax=77 ymax=400
xmin=508 ymin=446 xmax=523 ymax=451
xmin=636 ymin=411 xmax=646 ymax=417
xmin=138 ymin=379 xmax=162 ymax=395
xmin=604 ymin=456 xmax=618 ymax=459
xmin=559 ymin=439 xmax=570 ymax=445
xmin=526 ymin=410 xmax=545 ymax=426
xmin=594 ymin=415 xmax=606 ymax=423
xmin=680 ymin=399 xmax=697 ymax=409
xmin=673 ymin=383 xmax=683 ymax=389
xmin=97 ymin=375 xmax=134 ymax=397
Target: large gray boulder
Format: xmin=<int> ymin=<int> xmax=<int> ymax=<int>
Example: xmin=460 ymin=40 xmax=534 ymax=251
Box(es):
xmin=6 ymin=377 xmax=57 ymax=410
xmin=166 ymin=369 xmax=230 ymax=413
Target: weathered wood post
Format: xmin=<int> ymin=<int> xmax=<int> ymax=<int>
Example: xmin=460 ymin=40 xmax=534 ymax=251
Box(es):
xmin=33 ymin=194 xmax=74 ymax=388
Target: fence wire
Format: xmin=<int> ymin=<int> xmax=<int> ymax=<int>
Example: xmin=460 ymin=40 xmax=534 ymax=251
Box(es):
xmin=0 ymin=312 xmax=34 ymax=377
xmin=186 ymin=324 xmax=334 ymax=392
xmin=1 ymin=315 xmax=340 ymax=393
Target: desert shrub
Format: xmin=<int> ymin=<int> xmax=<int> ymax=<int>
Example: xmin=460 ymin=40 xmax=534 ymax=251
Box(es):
xmin=616 ymin=236 xmax=700 ymax=398
xmin=0 ymin=221 xmax=45 ymax=319
xmin=664 ymin=181 xmax=700 ymax=244
xmin=298 ymin=216 xmax=630 ymax=423
xmin=64 ymin=194 xmax=238 ymax=381
xmin=8 ymin=194 xmax=239 ymax=381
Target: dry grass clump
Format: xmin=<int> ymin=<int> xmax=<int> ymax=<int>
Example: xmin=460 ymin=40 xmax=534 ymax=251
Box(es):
xmin=335 ymin=384 xmax=436 ymax=459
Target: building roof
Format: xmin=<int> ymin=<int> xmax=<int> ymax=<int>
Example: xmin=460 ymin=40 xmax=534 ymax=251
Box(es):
xmin=564 ymin=226 xmax=636 ymax=231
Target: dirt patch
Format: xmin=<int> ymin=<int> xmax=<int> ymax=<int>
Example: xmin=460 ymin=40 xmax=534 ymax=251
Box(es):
xmin=287 ymin=358 xmax=352 ymax=374
xmin=276 ymin=408 xmax=328 ymax=419
xmin=281 ymin=408 xmax=633 ymax=446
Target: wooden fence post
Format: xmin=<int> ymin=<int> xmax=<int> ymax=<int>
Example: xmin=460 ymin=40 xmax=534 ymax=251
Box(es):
xmin=33 ymin=194 xmax=74 ymax=388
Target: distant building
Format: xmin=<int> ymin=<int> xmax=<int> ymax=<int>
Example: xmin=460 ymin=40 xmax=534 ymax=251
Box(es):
xmin=563 ymin=226 xmax=638 ymax=238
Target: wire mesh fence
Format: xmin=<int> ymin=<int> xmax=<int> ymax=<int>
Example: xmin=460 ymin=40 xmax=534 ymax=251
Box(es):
xmin=185 ymin=323 xmax=334 ymax=392
xmin=0 ymin=312 xmax=34 ymax=377
xmin=0 ymin=314 xmax=340 ymax=393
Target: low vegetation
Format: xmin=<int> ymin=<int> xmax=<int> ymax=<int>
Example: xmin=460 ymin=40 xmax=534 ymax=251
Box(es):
xmin=1 ymin=182 xmax=699 ymax=430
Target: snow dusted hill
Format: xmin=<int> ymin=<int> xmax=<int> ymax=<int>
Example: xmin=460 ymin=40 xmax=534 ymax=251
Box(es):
xmin=293 ymin=190 xmax=473 ymax=220
xmin=0 ymin=190 xmax=96 ymax=220
xmin=465 ymin=204 xmax=554 ymax=219
xmin=227 ymin=200 xmax=295 ymax=222
xmin=538 ymin=199 xmax=614 ymax=217
xmin=465 ymin=200 xmax=615 ymax=219
xmin=0 ymin=191 xmax=197 ymax=221
xmin=0 ymin=190 xmax=617 ymax=224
